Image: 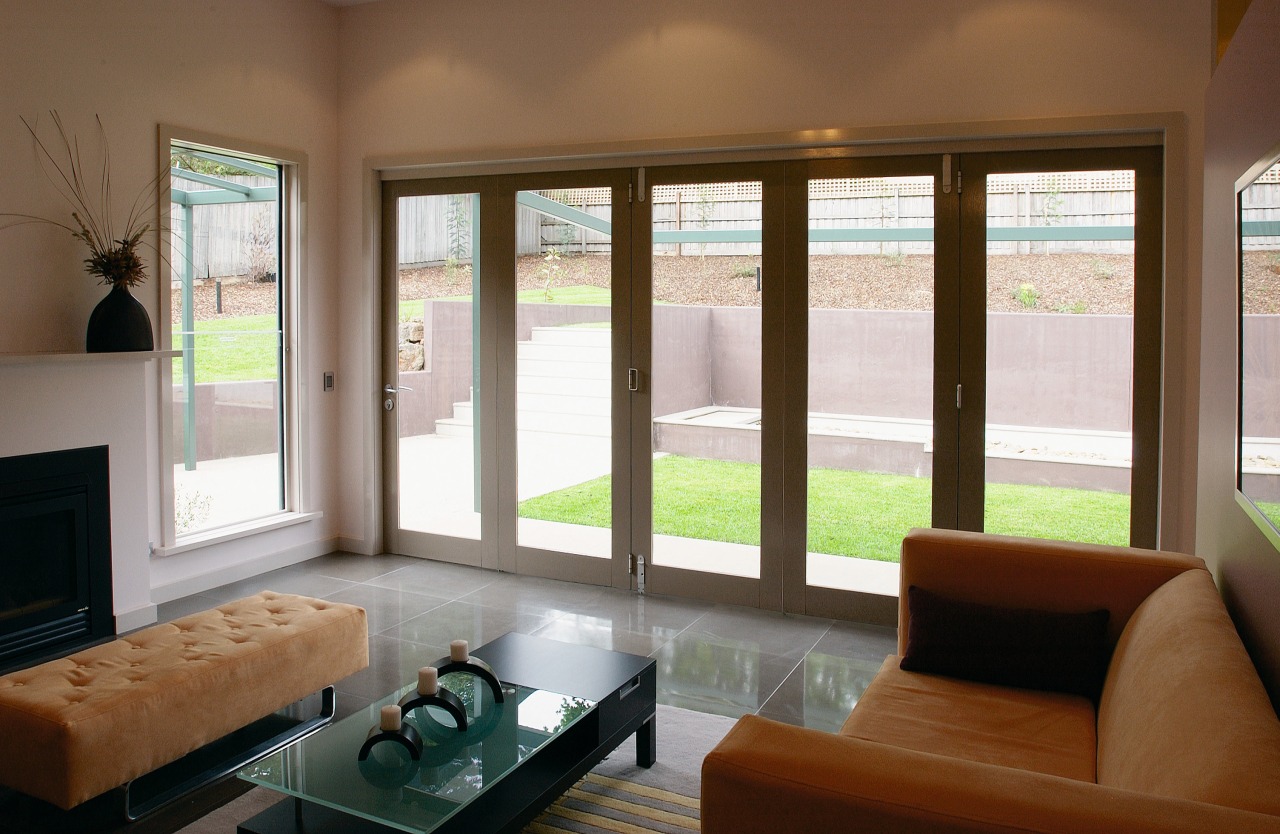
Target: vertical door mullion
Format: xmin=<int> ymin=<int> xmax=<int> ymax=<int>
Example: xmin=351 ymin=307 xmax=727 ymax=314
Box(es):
xmin=630 ymin=169 xmax=654 ymax=589
xmin=955 ymin=159 xmax=989 ymax=531
xmin=759 ymin=165 xmax=787 ymax=612
xmin=780 ymin=161 xmax=810 ymax=615
xmin=1130 ymin=147 xmax=1163 ymax=549
xmin=485 ymin=177 xmax=516 ymax=572
xmin=609 ymin=176 xmax=635 ymax=588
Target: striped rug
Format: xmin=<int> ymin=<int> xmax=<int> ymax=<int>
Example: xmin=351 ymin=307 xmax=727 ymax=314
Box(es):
xmin=525 ymin=772 xmax=700 ymax=834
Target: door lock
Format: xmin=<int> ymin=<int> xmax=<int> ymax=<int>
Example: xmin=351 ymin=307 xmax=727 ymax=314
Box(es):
xmin=384 ymin=383 xmax=412 ymax=412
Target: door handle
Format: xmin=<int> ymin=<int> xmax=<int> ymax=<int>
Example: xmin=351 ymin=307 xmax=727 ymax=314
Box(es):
xmin=384 ymin=384 xmax=413 ymax=394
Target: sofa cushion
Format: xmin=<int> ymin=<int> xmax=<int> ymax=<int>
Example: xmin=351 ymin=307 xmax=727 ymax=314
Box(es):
xmin=900 ymin=585 xmax=1110 ymax=699
xmin=842 ymin=656 xmax=1098 ymax=782
xmin=1097 ymin=569 xmax=1280 ymax=815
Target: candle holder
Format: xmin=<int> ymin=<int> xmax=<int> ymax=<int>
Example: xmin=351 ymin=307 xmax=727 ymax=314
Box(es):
xmin=397 ymin=685 xmax=468 ymax=732
xmin=431 ymin=653 xmax=504 ymax=703
xmin=358 ymin=720 xmax=424 ymax=762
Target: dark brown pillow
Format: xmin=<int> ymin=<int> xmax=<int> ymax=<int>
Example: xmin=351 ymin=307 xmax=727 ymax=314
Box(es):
xmin=899 ymin=585 xmax=1110 ymax=700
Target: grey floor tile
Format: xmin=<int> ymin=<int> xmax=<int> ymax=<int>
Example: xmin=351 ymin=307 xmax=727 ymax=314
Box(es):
xmin=677 ymin=604 xmax=833 ymax=661
xmin=458 ymin=573 xmax=607 ymax=614
xmin=325 ymin=584 xmax=452 ymax=634
xmin=813 ymin=620 xmax=898 ymax=663
xmin=652 ymin=632 xmax=800 ymax=718
xmin=334 ymin=634 xmax=443 ymax=702
xmin=381 ymin=600 xmax=564 ymax=648
xmin=569 ymin=590 xmax=713 ymax=637
xmin=756 ymin=651 xmax=886 ymax=732
xmin=367 ymin=559 xmax=501 ymax=600
xmin=155 ymin=592 xmax=223 ymax=623
xmin=301 ymin=551 xmax=422 ymax=583
xmin=531 ymin=614 xmax=673 ymax=657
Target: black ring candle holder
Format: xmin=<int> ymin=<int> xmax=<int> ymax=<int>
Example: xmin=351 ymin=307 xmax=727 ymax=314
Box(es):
xmin=431 ymin=654 xmax=505 ymax=703
xmin=358 ymin=720 xmax=424 ymax=762
xmin=397 ymin=685 xmax=468 ymax=732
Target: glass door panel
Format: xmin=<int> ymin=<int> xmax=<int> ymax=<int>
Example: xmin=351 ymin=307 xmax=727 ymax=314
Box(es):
xmin=514 ymin=188 xmax=614 ymax=558
xmin=394 ymin=192 xmax=482 ymax=539
xmin=650 ymin=180 xmax=762 ymax=579
xmin=983 ymin=170 xmax=1134 ymax=545
xmin=806 ymin=175 xmax=934 ymax=595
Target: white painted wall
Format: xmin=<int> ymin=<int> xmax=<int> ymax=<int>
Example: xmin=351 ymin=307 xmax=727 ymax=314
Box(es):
xmin=1198 ymin=0 xmax=1280 ymax=704
xmin=0 ymin=1 xmax=341 ymax=611
xmin=333 ymin=0 xmax=1211 ymax=552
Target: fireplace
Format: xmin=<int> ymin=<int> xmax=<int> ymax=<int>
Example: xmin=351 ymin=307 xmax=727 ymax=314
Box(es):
xmin=0 ymin=446 xmax=114 ymax=674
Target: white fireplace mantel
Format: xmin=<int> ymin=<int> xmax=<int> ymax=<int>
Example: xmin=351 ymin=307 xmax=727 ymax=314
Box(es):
xmin=0 ymin=354 xmax=162 ymax=631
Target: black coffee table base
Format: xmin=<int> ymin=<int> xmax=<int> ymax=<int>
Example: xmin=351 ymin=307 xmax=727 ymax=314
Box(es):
xmin=237 ymin=633 xmax=657 ymax=834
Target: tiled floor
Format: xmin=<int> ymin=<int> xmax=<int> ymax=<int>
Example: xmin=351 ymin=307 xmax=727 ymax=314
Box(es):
xmin=158 ymin=552 xmax=898 ymax=732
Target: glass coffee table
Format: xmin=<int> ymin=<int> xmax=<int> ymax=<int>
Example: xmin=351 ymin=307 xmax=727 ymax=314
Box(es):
xmin=235 ymin=632 xmax=657 ymax=834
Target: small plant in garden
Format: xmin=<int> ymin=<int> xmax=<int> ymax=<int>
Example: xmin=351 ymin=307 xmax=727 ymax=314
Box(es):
xmin=695 ymin=184 xmax=714 ymax=260
xmin=732 ymin=264 xmax=757 ymax=279
xmin=1014 ymin=282 xmax=1039 ymax=308
xmin=1055 ymin=301 xmax=1087 ymax=314
xmin=244 ymin=208 xmax=276 ymax=282
xmin=881 ymin=251 xmax=907 ymax=268
xmin=175 ymin=486 xmax=212 ymax=534
xmin=444 ymin=193 xmax=471 ymax=282
xmin=1040 ymin=180 xmax=1064 ymax=226
xmin=540 ymin=246 xmax=563 ymax=302
xmin=1090 ymin=258 xmax=1116 ymax=280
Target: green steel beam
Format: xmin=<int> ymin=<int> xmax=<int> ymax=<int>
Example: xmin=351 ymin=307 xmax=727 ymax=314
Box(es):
xmin=170 ymin=185 xmax=278 ymax=206
xmin=516 ymin=191 xmax=612 ymax=235
xmin=181 ymin=204 xmax=196 ymax=472
xmin=986 ymin=225 xmax=1133 ymax=241
xmin=1242 ymin=220 xmax=1280 ymax=238
xmin=655 ymin=229 xmax=763 ymax=244
xmin=172 ymin=167 xmax=254 ymax=195
xmin=179 ymin=150 xmax=278 ymax=178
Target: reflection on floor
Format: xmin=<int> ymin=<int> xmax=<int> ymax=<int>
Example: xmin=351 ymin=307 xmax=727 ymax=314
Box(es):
xmin=158 ymin=552 xmax=898 ymax=733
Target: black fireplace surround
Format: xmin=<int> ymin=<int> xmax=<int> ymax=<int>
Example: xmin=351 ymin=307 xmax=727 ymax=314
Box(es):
xmin=0 ymin=445 xmax=115 ymax=674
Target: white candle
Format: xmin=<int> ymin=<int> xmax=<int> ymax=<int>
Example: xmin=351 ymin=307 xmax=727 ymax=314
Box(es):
xmin=380 ymin=704 xmax=401 ymax=732
xmin=450 ymin=639 xmax=469 ymax=662
xmin=418 ymin=666 xmax=438 ymax=696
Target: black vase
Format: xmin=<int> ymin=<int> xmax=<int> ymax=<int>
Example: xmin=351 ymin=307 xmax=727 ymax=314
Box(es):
xmin=86 ymin=284 xmax=154 ymax=352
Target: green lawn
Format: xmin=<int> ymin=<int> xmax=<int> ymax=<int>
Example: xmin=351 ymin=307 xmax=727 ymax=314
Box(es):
xmin=518 ymin=455 xmax=1131 ymax=562
xmin=172 ymin=314 xmax=279 ymax=384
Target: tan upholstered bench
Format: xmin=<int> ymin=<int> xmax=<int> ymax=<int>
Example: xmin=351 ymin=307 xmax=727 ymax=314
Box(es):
xmin=0 ymin=591 xmax=368 ymax=816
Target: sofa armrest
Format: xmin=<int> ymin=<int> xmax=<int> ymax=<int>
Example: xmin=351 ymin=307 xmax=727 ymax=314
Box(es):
xmin=898 ymin=528 xmax=1207 ymax=650
xmin=702 ymin=715 xmax=1279 ymax=834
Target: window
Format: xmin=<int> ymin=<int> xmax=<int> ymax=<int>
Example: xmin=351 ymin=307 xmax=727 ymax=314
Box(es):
xmin=1238 ymin=158 xmax=1280 ymax=535
xmin=163 ymin=139 xmax=297 ymax=540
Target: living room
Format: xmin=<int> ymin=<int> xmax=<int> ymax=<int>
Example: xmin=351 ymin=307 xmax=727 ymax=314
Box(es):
xmin=0 ymin=1 xmax=1278 ymax=828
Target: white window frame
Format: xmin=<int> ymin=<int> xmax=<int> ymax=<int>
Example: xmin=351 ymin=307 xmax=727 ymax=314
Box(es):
xmin=154 ymin=126 xmax=310 ymax=552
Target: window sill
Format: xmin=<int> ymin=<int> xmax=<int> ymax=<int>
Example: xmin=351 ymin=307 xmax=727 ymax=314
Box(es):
xmin=152 ymin=511 xmax=322 ymax=558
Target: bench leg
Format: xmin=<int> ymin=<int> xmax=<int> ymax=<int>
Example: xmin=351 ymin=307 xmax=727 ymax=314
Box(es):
xmin=119 ymin=686 xmax=337 ymax=822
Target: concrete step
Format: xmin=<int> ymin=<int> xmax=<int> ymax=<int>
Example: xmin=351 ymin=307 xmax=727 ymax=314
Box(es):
xmin=528 ymin=326 xmax=611 ymax=347
xmin=517 ymin=341 xmax=611 ymax=364
xmin=435 ymin=418 xmax=474 ymax=438
xmin=515 ymin=409 xmax=611 ymax=437
xmin=517 ymin=357 xmax=611 ymax=380
xmin=517 ymin=375 xmax=611 ymax=397
xmin=517 ymin=391 xmax=611 ymax=416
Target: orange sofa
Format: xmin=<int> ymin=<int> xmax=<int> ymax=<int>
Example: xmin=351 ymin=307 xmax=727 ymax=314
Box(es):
xmin=702 ymin=528 xmax=1280 ymax=833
